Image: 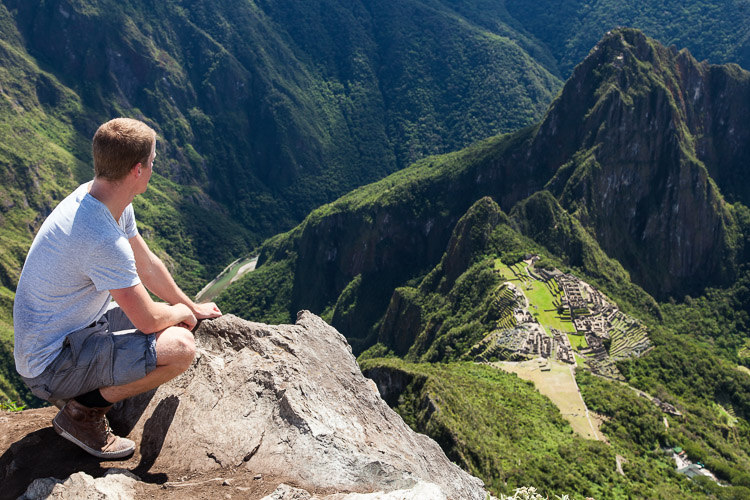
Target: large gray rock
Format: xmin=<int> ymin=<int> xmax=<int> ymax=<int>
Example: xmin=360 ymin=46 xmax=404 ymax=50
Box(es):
xmin=104 ymin=312 xmax=488 ymax=499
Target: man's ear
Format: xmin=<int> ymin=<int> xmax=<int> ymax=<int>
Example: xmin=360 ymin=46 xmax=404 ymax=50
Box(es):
xmin=132 ymin=162 xmax=142 ymax=177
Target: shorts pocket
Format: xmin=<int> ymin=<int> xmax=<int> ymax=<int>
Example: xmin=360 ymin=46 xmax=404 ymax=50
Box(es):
xmin=67 ymin=327 xmax=115 ymax=388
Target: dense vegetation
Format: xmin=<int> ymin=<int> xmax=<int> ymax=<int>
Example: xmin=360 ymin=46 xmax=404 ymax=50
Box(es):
xmin=360 ymin=359 xmax=750 ymax=498
xmin=504 ymin=0 xmax=750 ymax=75
xmin=216 ymin=29 xmax=750 ymax=496
xmin=577 ymin=371 xmax=750 ymax=499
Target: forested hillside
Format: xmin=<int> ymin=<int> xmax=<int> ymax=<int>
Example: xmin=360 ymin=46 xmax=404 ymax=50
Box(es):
xmin=0 ymin=0 xmax=565 ymax=402
xmin=505 ymin=0 xmax=750 ymax=75
xmin=218 ymin=30 xmax=750 ymax=497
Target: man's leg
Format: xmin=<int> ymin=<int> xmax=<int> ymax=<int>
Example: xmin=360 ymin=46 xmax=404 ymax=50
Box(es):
xmin=53 ymin=321 xmax=195 ymax=459
xmin=100 ymin=325 xmax=195 ymax=402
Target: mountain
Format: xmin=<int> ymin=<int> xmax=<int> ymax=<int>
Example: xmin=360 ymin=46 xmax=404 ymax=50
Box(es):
xmin=217 ymin=29 xmax=750 ymax=497
xmin=222 ymin=28 xmax=750 ymax=331
xmin=0 ymin=0 xmax=565 ymax=402
xmin=0 ymin=0 xmax=563 ymax=236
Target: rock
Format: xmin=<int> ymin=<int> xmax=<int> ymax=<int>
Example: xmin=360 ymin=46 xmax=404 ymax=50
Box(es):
xmin=99 ymin=312 xmax=486 ymax=499
xmin=261 ymin=484 xmax=312 ymax=500
xmin=19 ymin=469 xmax=139 ymax=499
xmin=324 ymin=481 xmax=447 ymax=499
xmin=262 ymin=481 xmax=447 ymax=500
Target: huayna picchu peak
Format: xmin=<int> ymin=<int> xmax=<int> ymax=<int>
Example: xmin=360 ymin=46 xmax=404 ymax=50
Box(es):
xmin=539 ymin=28 xmax=750 ymax=299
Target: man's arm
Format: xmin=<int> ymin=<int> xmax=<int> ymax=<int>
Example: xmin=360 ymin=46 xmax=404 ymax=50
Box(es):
xmin=110 ymin=283 xmax=197 ymax=333
xmin=129 ymin=233 xmax=222 ymax=319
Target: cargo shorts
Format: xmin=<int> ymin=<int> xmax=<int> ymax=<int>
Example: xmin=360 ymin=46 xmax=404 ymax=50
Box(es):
xmin=21 ymin=306 xmax=157 ymax=402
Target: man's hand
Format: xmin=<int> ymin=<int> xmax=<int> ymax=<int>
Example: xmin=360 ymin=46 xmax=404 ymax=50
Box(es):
xmin=192 ymin=302 xmax=223 ymax=320
xmin=175 ymin=303 xmax=198 ymax=330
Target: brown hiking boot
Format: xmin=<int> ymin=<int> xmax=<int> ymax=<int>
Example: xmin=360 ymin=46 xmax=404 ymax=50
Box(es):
xmin=52 ymin=399 xmax=135 ymax=459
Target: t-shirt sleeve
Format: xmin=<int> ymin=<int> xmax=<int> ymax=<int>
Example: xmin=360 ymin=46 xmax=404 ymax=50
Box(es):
xmin=120 ymin=204 xmax=139 ymax=239
xmin=85 ymin=237 xmax=141 ymax=291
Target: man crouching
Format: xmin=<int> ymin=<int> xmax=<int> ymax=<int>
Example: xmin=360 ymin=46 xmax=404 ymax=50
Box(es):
xmin=13 ymin=118 xmax=221 ymax=458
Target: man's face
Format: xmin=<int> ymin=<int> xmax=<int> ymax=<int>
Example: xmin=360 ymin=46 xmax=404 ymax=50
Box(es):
xmin=137 ymin=140 xmax=156 ymax=194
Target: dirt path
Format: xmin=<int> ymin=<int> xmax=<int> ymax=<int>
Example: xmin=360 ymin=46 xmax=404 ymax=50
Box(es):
xmin=616 ymin=455 xmax=627 ymax=476
xmin=0 ymin=407 xmax=310 ymax=499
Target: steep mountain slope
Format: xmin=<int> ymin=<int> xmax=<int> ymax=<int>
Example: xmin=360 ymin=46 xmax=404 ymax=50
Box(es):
xmin=360 ymin=359 xmax=723 ymax=498
xmin=538 ymin=29 xmax=750 ymax=298
xmin=2 ymin=0 xmax=562 ymax=232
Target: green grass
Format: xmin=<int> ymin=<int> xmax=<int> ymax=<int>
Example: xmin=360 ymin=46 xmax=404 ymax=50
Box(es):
xmin=0 ymin=398 xmax=26 ymax=412
xmin=567 ymin=333 xmax=589 ymax=350
xmin=525 ymin=280 xmax=576 ymax=335
xmin=494 ymin=259 xmax=575 ymax=334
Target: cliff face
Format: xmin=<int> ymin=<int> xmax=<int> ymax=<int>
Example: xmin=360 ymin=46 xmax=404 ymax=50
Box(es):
xmin=1 ymin=313 xmax=490 ymax=499
xmin=539 ymin=28 xmax=745 ymax=298
xmin=271 ymin=130 xmax=551 ymax=348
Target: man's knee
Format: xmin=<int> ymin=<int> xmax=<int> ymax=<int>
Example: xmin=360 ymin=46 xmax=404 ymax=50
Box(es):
xmin=173 ymin=327 xmax=196 ymax=369
xmin=157 ymin=327 xmax=196 ymax=372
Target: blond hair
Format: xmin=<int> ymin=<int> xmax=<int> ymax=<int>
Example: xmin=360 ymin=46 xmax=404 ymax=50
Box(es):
xmin=93 ymin=118 xmax=156 ymax=181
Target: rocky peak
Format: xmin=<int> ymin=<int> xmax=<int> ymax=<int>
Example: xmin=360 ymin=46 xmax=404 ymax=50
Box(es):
xmin=1 ymin=313 xmax=490 ymax=499
xmin=533 ymin=28 xmax=745 ymax=298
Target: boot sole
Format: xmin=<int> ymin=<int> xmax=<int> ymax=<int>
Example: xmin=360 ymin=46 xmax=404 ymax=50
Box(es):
xmin=53 ymin=419 xmax=135 ymax=459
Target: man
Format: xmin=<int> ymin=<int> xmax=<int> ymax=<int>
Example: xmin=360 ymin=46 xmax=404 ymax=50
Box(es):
xmin=13 ymin=118 xmax=221 ymax=458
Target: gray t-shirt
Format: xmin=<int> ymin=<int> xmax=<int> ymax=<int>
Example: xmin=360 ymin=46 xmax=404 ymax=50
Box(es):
xmin=14 ymin=182 xmax=141 ymax=378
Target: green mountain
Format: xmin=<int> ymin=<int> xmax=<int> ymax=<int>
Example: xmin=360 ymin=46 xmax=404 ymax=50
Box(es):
xmin=2 ymin=1 xmax=750 ymax=403
xmin=223 ymin=28 xmax=750 ymax=330
xmin=2 ymin=0 xmax=563 ymax=232
xmin=218 ymin=29 xmax=750 ymax=496
xmin=0 ymin=0 xmax=568 ymax=402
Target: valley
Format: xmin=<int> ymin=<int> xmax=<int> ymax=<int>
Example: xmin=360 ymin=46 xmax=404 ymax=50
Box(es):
xmin=1 ymin=1 xmax=750 ymax=496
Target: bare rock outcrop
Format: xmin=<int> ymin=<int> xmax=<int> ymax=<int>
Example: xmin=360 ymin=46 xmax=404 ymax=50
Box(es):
xmin=19 ymin=469 xmax=140 ymax=499
xmin=3 ymin=312 xmax=489 ymax=499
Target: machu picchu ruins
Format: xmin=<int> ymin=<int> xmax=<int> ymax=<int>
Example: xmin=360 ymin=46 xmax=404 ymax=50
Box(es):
xmin=469 ymin=256 xmax=652 ymax=380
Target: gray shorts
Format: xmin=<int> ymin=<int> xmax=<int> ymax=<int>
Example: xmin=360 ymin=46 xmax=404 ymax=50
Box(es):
xmin=22 ymin=306 xmax=157 ymax=402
